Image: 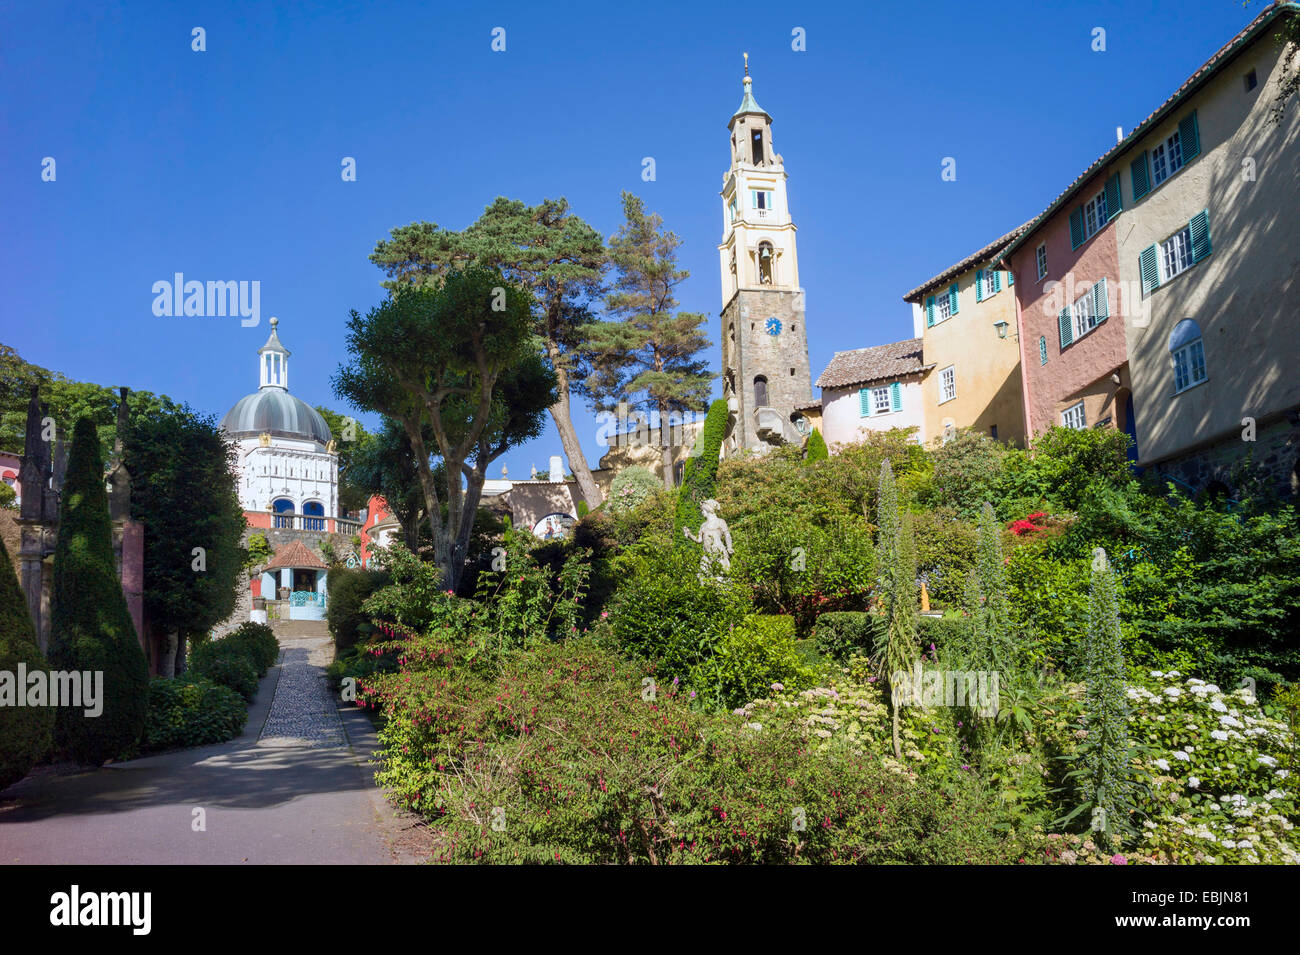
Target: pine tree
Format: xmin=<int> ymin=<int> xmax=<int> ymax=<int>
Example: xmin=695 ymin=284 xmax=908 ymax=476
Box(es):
xmin=0 ymin=535 xmax=54 ymax=789
xmin=1078 ymin=547 xmax=1133 ymax=848
xmin=581 ymin=192 xmax=713 ymax=490
xmin=369 ymin=198 xmax=608 ymax=505
xmin=871 ymin=460 xmax=919 ymax=759
xmin=49 ymin=417 xmax=149 ymax=764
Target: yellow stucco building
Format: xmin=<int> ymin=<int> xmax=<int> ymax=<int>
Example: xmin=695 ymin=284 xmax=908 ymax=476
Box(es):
xmin=902 ymin=226 xmax=1029 ymax=447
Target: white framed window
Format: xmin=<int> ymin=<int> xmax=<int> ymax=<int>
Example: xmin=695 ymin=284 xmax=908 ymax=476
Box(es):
xmin=939 ymin=366 xmax=956 ymax=403
xmin=1061 ymin=401 xmax=1087 ymax=430
xmin=1036 ymin=244 xmax=1048 ymax=280
xmin=728 ymin=198 xmax=737 ymax=223
xmin=1159 ymin=225 xmax=1193 ymax=283
xmin=934 ymin=294 xmax=951 ymax=323
xmin=1169 ymin=319 xmax=1208 ymax=394
xmin=872 ymin=386 xmax=891 ymax=415
xmin=1150 ymin=130 xmax=1184 ymax=187
xmin=750 ymin=189 xmax=773 ymax=210
xmin=983 ymin=271 xmax=998 ymax=298
xmin=1082 ymin=190 xmax=1108 ymax=242
xmin=1071 ymin=289 xmax=1100 ymax=339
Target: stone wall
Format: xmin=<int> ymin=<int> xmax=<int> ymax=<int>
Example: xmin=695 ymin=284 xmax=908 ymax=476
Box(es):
xmin=1148 ymin=412 xmax=1300 ymax=499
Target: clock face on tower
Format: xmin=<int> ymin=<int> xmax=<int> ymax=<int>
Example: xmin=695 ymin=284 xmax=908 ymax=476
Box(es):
xmin=765 ymin=317 xmax=782 ymax=336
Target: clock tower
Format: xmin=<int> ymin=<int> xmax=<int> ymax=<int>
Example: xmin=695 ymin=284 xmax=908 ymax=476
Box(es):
xmin=718 ymin=56 xmax=813 ymax=454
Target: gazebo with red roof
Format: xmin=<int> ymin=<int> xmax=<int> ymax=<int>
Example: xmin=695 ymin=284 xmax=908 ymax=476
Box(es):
xmin=264 ymin=538 xmax=329 ymax=620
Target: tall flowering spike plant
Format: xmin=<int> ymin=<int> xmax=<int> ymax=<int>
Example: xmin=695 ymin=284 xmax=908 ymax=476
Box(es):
xmin=1078 ymin=551 xmax=1135 ymax=848
xmin=871 ymin=459 xmax=919 ymax=760
xmin=966 ymin=502 xmax=1013 ymax=675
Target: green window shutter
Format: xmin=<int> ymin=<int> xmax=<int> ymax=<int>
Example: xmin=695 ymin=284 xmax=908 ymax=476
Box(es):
xmin=925 ymin=296 xmax=935 ymax=326
xmin=948 ymin=283 xmax=960 ymax=315
xmin=1058 ymin=305 xmax=1074 ymax=349
xmin=992 ymin=270 xmax=1002 ymax=293
xmin=975 ymin=269 xmax=985 ymax=302
xmin=1104 ymin=172 xmax=1122 ymax=220
xmin=1069 ymin=207 xmax=1085 ymax=250
xmin=1007 ymin=269 xmax=1014 ymax=286
xmin=1179 ymin=110 xmax=1201 ymax=163
xmin=1139 ymin=244 xmax=1160 ymax=295
xmin=1190 ymin=209 xmax=1212 ymax=262
xmin=859 ymin=388 xmax=870 ymax=417
xmin=890 ymin=381 xmax=903 ymax=412
xmin=1131 ymin=151 xmax=1152 ymax=202
xmin=1093 ymin=277 xmax=1109 ymax=323
xmin=1038 ymin=335 xmax=1048 ymax=365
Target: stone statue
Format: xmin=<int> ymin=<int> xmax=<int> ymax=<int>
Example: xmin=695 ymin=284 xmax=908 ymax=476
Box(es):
xmin=683 ymin=499 xmax=734 ymax=581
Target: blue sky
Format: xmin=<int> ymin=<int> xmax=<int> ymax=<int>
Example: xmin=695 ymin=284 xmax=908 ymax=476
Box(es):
xmin=1 ymin=0 xmax=1262 ymax=486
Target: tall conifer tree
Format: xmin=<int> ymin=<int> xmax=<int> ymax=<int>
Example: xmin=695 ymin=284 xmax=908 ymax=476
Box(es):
xmin=49 ymin=417 xmax=149 ymax=764
xmin=581 ymin=192 xmax=713 ymax=490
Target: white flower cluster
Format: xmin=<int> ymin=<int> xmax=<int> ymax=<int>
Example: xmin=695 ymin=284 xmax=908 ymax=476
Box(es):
xmin=1133 ymin=671 xmax=1297 ymax=864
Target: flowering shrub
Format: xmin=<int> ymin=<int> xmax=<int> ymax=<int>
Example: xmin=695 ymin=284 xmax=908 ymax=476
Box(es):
xmin=1127 ymin=671 xmax=1297 ymax=863
xmin=608 ymin=466 xmax=661 ymax=513
xmin=367 ymin=633 xmax=1025 ymax=864
xmin=1008 ymin=511 xmax=1047 ymax=537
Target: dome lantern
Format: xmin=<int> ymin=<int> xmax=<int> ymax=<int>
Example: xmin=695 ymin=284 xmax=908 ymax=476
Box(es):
xmin=258 ymin=316 xmax=290 ymax=390
xmin=221 ymin=318 xmax=332 ymax=446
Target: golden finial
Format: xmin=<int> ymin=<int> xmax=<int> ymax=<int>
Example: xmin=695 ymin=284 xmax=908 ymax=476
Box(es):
xmin=743 ymin=52 xmax=749 ymax=77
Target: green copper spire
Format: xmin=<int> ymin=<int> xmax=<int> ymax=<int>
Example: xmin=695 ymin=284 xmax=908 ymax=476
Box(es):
xmin=732 ymin=52 xmax=771 ymax=121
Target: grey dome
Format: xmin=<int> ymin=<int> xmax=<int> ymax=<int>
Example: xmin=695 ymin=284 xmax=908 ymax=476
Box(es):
xmin=221 ymin=389 xmax=332 ymax=444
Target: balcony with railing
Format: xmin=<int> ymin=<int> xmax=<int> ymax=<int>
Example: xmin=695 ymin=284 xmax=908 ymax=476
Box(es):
xmin=261 ymin=512 xmax=362 ymax=535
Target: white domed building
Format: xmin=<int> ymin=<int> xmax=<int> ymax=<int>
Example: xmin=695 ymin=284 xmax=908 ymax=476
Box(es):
xmin=221 ymin=318 xmax=339 ymax=530
xmin=220 ymin=319 xmax=352 ymax=621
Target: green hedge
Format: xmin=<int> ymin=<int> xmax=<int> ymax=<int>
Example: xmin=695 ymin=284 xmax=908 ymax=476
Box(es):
xmin=189 ymin=640 xmax=260 ymax=701
xmin=222 ymin=622 xmax=278 ymax=675
xmin=326 ymin=567 xmax=390 ymax=653
xmin=813 ymin=611 xmax=874 ymax=661
xmin=813 ymin=612 xmax=973 ymax=663
xmin=0 ymin=535 xmax=54 ymax=790
xmin=142 ymin=675 xmax=247 ymax=752
xmin=697 ymin=613 xmax=809 ymax=709
xmin=917 ymin=615 xmax=974 ymax=657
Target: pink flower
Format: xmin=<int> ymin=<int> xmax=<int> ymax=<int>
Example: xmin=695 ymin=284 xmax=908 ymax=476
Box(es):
xmin=1110 ymin=854 xmax=1128 ymax=865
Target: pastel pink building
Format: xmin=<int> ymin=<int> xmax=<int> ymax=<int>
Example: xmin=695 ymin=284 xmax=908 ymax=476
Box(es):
xmin=994 ymin=158 xmax=1137 ymax=455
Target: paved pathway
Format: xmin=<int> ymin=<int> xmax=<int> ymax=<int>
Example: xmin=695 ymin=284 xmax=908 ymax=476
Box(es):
xmin=0 ymin=632 xmax=424 ymax=865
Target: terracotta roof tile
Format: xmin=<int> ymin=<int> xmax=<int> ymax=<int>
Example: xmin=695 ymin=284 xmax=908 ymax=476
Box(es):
xmin=902 ymin=222 xmax=1033 ymax=302
xmin=815 ymin=338 xmax=927 ymax=390
xmin=267 ymin=538 xmax=327 ymax=570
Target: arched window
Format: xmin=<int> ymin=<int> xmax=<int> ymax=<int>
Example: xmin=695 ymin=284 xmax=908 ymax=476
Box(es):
xmin=757 ymin=242 xmax=774 ymax=284
xmin=272 ymin=497 xmax=295 ymax=529
xmin=753 ymin=375 xmax=769 ymax=407
xmin=1169 ymin=319 xmax=1207 ymax=393
xmin=303 ymin=500 xmax=325 ymax=532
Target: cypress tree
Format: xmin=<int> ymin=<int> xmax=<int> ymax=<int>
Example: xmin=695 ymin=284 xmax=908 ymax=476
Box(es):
xmin=0 ymin=535 xmax=54 ymax=789
xmin=49 ymin=416 xmax=149 ymax=764
xmin=804 ymin=427 xmax=829 ymax=462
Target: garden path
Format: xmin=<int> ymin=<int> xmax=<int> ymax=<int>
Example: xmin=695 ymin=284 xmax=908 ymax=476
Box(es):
xmin=0 ymin=632 xmax=425 ymax=864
